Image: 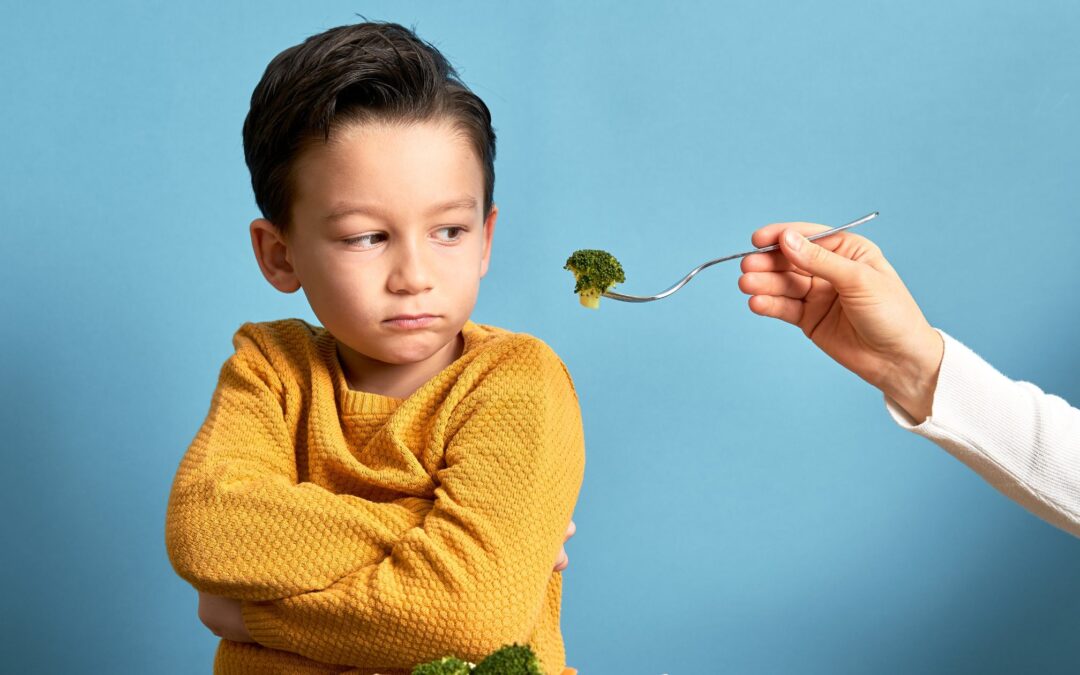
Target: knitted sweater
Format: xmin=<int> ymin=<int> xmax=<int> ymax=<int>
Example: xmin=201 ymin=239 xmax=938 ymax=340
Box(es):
xmin=165 ymin=319 xmax=586 ymax=675
xmin=884 ymin=328 xmax=1080 ymax=537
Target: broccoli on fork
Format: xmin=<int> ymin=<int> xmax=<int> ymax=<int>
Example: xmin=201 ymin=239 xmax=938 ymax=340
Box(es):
xmin=564 ymin=249 xmax=625 ymax=309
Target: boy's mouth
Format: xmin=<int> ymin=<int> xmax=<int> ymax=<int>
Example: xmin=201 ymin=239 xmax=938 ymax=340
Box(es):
xmin=384 ymin=314 xmax=438 ymax=330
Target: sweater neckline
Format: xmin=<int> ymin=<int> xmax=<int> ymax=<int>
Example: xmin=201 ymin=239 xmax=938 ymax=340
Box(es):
xmin=320 ymin=320 xmax=481 ymax=415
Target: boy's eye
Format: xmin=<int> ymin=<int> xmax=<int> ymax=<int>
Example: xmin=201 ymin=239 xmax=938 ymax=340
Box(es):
xmin=434 ymin=227 xmax=465 ymax=242
xmin=343 ymin=233 xmax=387 ymax=249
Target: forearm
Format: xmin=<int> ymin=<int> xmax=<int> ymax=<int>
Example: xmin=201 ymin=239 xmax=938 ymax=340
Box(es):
xmin=166 ymin=472 xmax=432 ymax=600
xmin=238 ymin=494 xmax=575 ymax=669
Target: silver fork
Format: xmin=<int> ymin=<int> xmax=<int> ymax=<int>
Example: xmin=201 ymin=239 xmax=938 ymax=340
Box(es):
xmin=602 ymin=211 xmax=879 ymax=303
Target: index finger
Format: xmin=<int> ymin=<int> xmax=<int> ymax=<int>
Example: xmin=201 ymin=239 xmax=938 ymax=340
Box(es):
xmin=750 ymin=221 xmax=833 ymax=249
xmin=741 ymin=250 xmax=803 ymax=275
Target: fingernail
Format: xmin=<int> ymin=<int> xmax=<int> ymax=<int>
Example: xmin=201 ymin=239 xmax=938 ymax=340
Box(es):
xmin=783 ymin=230 xmax=803 ymax=251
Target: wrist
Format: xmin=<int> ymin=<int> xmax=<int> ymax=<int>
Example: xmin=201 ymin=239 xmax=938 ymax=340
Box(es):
xmin=880 ymin=327 xmax=944 ymax=424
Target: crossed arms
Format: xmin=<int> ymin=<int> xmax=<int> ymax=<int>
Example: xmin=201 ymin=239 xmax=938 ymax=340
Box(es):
xmin=165 ymin=328 xmax=585 ymax=668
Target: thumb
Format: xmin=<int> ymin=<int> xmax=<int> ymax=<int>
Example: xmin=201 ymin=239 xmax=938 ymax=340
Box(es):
xmin=778 ymin=229 xmax=863 ymax=291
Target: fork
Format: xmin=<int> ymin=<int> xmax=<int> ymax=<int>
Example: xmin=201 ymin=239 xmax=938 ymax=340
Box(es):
xmin=601 ymin=211 xmax=879 ymax=303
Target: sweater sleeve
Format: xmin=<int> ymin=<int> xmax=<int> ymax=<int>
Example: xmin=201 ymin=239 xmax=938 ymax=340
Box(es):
xmin=165 ymin=324 xmax=432 ymax=602
xmin=238 ymin=338 xmax=586 ymax=669
xmin=884 ymin=328 xmax=1080 ymax=537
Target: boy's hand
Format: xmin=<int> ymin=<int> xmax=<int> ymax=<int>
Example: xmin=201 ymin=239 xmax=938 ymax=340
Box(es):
xmin=198 ymin=591 xmax=256 ymax=643
xmin=554 ymin=519 xmax=576 ymax=572
xmin=738 ymin=222 xmax=944 ymax=422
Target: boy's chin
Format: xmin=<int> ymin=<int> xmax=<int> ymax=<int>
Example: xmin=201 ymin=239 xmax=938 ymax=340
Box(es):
xmin=364 ymin=333 xmax=456 ymax=366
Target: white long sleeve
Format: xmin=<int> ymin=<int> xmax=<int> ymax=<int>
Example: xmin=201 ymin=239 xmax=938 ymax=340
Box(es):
xmin=884 ymin=328 xmax=1080 ymax=537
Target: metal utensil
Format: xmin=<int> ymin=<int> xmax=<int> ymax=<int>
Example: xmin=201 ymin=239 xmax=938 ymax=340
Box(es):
xmin=602 ymin=211 xmax=879 ymax=303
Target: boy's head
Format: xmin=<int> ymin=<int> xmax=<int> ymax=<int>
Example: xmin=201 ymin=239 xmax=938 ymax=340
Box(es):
xmin=242 ymin=21 xmax=498 ymax=379
xmin=243 ymin=21 xmax=495 ymax=232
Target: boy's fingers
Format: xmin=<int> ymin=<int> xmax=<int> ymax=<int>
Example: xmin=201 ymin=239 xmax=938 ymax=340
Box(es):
xmin=748 ymin=294 xmax=804 ymax=326
xmin=738 ymin=271 xmax=811 ymax=299
xmin=554 ymin=547 xmax=569 ymax=571
xmin=555 ymin=520 xmax=575 ymax=570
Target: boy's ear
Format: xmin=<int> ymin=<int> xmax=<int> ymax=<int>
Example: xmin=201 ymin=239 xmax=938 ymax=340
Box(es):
xmin=250 ymin=218 xmax=301 ymax=293
xmin=479 ymin=205 xmax=498 ymax=279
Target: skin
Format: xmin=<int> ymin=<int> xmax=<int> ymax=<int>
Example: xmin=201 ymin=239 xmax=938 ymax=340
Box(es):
xmin=738 ymin=222 xmax=945 ymax=423
xmin=198 ymin=119 xmax=576 ymax=642
xmin=252 ymin=119 xmax=496 ymax=398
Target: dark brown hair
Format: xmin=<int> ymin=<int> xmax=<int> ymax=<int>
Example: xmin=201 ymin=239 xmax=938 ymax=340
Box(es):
xmin=242 ymin=21 xmax=496 ymax=233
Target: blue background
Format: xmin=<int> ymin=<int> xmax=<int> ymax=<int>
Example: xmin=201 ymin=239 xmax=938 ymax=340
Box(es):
xmin=2 ymin=1 xmax=1078 ymax=673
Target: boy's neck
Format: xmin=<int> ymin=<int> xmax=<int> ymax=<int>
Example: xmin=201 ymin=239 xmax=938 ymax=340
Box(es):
xmin=335 ymin=331 xmax=465 ymax=400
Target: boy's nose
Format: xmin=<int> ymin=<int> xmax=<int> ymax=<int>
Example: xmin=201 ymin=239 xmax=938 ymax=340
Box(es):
xmin=386 ymin=242 xmax=434 ymax=295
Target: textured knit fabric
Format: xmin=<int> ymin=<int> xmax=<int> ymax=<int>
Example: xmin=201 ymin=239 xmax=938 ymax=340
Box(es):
xmin=165 ymin=318 xmax=586 ymax=674
xmin=884 ymin=328 xmax=1080 ymax=537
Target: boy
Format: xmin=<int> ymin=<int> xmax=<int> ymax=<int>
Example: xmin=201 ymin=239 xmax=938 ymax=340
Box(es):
xmin=165 ymin=21 xmax=585 ymax=675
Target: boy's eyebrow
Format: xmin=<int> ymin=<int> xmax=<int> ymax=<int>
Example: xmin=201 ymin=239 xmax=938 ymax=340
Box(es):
xmin=325 ymin=197 xmax=478 ymax=222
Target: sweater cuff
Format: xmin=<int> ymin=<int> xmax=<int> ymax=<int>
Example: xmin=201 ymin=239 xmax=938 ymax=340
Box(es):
xmin=241 ymin=600 xmax=289 ymax=653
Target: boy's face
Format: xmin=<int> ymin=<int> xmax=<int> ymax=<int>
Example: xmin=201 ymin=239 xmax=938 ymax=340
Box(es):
xmin=251 ymin=119 xmax=496 ymax=370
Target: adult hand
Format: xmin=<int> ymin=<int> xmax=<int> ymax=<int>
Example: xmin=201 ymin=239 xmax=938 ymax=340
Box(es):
xmin=198 ymin=591 xmax=256 ymax=643
xmin=738 ymin=222 xmax=945 ymax=423
xmin=554 ymin=519 xmax=576 ymax=572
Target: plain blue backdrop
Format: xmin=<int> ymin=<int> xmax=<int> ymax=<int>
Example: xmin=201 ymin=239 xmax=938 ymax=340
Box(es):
xmin=2 ymin=1 xmax=1078 ymax=673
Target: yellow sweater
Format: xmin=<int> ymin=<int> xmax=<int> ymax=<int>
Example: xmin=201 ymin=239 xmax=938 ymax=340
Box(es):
xmin=165 ymin=319 xmax=586 ymax=675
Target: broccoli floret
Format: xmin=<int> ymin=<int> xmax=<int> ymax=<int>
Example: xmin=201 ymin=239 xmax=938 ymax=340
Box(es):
xmin=411 ymin=656 xmax=473 ymax=675
xmin=564 ymin=249 xmax=626 ymax=309
xmin=472 ymin=643 xmax=544 ymax=675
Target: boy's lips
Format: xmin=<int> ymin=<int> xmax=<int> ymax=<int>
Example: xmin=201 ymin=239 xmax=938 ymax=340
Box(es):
xmin=383 ymin=314 xmax=438 ymax=329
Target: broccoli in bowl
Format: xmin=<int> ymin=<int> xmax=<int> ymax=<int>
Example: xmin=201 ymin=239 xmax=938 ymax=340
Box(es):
xmin=564 ymin=249 xmax=625 ymax=309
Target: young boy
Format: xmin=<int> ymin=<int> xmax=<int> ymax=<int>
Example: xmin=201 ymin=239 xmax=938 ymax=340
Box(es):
xmin=164 ymin=21 xmax=585 ymax=675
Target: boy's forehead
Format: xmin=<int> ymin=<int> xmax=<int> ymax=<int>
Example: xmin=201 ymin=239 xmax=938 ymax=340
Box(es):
xmin=292 ymin=121 xmax=485 ymax=222
xmin=324 ymin=196 xmax=479 ymax=224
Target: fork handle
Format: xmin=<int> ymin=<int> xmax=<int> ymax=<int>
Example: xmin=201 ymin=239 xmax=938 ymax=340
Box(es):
xmin=745 ymin=211 xmax=879 ymax=257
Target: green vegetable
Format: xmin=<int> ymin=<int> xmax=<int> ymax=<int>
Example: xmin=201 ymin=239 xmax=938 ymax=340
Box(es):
xmin=411 ymin=656 xmax=472 ymax=675
xmin=411 ymin=643 xmax=543 ymax=675
xmin=564 ymin=249 xmax=626 ymax=309
xmin=473 ymin=643 xmax=544 ymax=675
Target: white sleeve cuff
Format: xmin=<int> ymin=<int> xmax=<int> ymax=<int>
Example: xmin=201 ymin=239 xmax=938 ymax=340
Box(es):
xmin=883 ymin=328 xmax=1080 ymax=537
xmin=884 ymin=329 xmax=1040 ymax=455
xmin=884 ymin=329 xmax=1005 ymax=432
